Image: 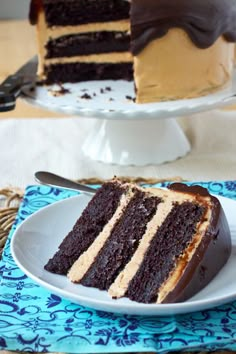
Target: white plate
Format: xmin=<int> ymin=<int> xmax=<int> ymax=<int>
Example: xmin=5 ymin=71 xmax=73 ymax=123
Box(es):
xmin=11 ymin=193 xmax=236 ymax=316
xmin=22 ymin=67 xmax=236 ymax=120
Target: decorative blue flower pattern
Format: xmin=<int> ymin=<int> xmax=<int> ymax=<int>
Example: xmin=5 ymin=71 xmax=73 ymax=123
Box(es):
xmin=0 ymin=181 xmax=236 ymax=353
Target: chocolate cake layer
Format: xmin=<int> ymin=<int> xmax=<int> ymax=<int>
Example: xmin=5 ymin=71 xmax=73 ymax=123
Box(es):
xmin=46 ymin=31 xmax=130 ymax=59
xmin=44 ymin=181 xmax=127 ymax=275
xmin=125 ymin=202 xmax=205 ymax=303
xmin=31 ymin=0 xmax=130 ymax=27
xmin=44 ymin=62 xmax=133 ymax=84
xmin=80 ymin=191 xmax=162 ymax=290
xmin=131 ymin=0 xmax=236 ymax=55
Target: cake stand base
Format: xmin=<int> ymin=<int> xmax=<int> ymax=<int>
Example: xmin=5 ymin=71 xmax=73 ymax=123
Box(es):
xmin=82 ymin=118 xmax=191 ymax=166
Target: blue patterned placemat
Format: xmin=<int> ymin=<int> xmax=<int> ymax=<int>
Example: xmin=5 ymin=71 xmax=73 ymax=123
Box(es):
xmin=1 ymin=181 xmax=236 ymax=353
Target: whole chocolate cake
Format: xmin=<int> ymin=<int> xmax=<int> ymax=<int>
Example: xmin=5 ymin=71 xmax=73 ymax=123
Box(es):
xmin=45 ymin=180 xmax=231 ymax=304
xmin=30 ymin=0 xmax=236 ymax=102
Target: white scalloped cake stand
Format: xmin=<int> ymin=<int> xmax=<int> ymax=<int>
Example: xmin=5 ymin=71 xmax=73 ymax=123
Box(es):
xmin=21 ymin=68 xmax=236 ymax=166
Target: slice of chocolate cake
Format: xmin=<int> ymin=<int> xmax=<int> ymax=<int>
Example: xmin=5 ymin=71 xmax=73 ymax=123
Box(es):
xmin=30 ymin=0 xmax=133 ymax=84
xmin=45 ymin=180 xmax=231 ymax=304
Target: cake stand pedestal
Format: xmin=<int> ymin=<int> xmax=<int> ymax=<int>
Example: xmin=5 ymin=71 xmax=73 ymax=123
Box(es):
xmin=21 ymin=61 xmax=236 ymax=166
xmin=81 ymin=118 xmax=190 ymax=165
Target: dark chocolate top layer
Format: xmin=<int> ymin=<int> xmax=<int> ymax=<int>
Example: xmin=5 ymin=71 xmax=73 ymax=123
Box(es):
xmin=131 ymin=0 xmax=236 ymax=55
xmin=30 ymin=0 xmax=130 ymax=27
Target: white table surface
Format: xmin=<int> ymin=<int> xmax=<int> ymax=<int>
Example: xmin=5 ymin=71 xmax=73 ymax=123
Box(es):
xmin=0 ymin=109 xmax=235 ymax=189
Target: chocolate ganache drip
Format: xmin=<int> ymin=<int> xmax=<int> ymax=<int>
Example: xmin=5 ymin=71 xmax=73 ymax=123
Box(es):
xmin=131 ymin=0 xmax=236 ymax=55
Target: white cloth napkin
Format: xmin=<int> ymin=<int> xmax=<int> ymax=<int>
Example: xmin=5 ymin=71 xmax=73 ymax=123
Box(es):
xmin=1 ymin=109 xmax=236 ymax=189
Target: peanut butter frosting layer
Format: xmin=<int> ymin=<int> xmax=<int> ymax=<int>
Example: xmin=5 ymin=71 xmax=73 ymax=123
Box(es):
xmin=134 ymin=29 xmax=234 ymax=103
xmin=44 ymin=52 xmax=132 ymax=66
xmin=131 ymin=0 xmax=236 ymax=55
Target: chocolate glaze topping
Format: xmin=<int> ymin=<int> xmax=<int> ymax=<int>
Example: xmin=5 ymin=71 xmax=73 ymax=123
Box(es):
xmin=131 ymin=0 xmax=236 ymax=55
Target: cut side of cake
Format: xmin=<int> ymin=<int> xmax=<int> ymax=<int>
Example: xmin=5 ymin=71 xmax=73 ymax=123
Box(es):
xmin=30 ymin=0 xmax=133 ymax=84
xmin=45 ymin=180 xmax=231 ymax=304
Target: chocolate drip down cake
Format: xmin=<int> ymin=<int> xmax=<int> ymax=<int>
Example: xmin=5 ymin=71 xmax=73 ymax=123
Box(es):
xmin=131 ymin=0 xmax=236 ymax=103
xmin=30 ymin=0 xmax=236 ymax=103
xmin=45 ymin=180 xmax=231 ymax=304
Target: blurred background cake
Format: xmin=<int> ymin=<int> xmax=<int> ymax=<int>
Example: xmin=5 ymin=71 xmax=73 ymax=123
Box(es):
xmin=30 ymin=0 xmax=236 ymax=103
